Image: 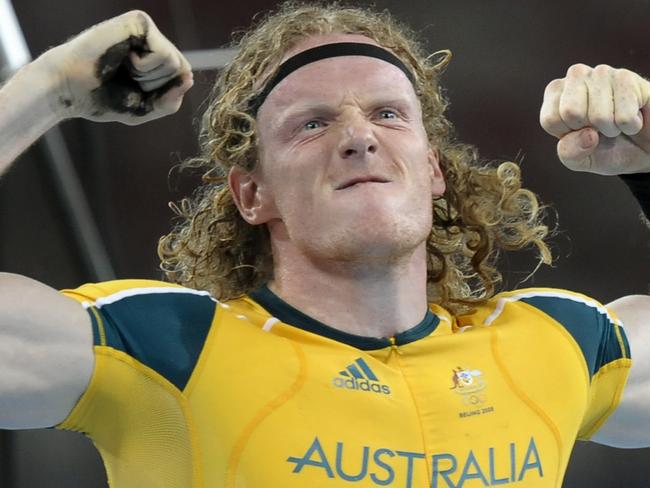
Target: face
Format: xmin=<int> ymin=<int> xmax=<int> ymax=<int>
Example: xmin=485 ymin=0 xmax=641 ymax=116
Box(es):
xmin=230 ymin=33 xmax=445 ymax=263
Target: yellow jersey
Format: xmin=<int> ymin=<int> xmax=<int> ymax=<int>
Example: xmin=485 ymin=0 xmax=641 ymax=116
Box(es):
xmin=57 ymin=280 xmax=631 ymax=488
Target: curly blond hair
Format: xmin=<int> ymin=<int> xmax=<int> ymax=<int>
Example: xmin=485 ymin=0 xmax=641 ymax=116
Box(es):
xmin=158 ymin=1 xmax=552 ymax=313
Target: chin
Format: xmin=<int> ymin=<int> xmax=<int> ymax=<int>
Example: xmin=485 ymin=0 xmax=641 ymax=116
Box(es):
xmin=302 ymin=216 xmax=431 ymax=263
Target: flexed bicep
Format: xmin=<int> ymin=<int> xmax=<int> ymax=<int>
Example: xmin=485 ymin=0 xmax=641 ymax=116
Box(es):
xmin=0 ymin=273 xmax=93 ymax=429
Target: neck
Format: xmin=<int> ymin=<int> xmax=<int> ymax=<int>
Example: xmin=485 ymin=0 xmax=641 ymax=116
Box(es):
xmin=268 ymin=242 xmax=429 ymax=339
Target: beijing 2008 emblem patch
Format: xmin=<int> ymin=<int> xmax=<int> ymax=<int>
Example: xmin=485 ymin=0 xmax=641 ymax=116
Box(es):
xmin=450 ymin=366 xmax=495 ymax=418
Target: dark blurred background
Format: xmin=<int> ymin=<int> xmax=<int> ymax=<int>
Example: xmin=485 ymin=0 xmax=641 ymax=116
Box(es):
xmin=1 ymin=0 xmax=648 ymax=486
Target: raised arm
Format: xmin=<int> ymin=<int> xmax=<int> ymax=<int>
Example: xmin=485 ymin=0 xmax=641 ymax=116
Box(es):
xmin=592 ymin=295 xmax=650 ymax=448
xmin=0 ymin=273 xmax=93 ymax=428
xmin=0 ymin=9 xmax=193 ymax=174
xmin=0 ymin=10 xmax=192 ymax=428
xmin=540 ymin=63 xmax=650 ymax=447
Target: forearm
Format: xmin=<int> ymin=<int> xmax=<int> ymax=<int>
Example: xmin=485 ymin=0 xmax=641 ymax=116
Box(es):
xmin=0 ymin=53 xmax=64 ymax=175
xmin=0 ymin=10 xmax=193 ymax=177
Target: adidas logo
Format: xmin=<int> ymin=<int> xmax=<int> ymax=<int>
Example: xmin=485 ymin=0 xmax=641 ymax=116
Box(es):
xmin=332 ymin=357 xmax=391 ymax=395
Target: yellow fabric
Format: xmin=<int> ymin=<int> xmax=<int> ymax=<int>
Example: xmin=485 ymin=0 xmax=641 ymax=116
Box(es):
xmin=56 ymin=281 xmax=631 ymax=488
xmin=577 ymin=358 xmax=631 ymax=439
xmin=58 ymin=348 xmax=200 ymax=488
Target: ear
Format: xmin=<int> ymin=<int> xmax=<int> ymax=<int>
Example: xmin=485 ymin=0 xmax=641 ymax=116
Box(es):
xmin=428 ymin=147 xmax=446 ymax=197
xmin=228 ymin=166 xmax=277 ymax=225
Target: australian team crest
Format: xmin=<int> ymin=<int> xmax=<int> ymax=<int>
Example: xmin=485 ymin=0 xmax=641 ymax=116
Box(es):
xmin=450 ymin=366 xmax=487 ymax=406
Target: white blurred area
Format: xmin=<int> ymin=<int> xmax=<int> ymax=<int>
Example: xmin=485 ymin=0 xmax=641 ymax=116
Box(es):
xmin=0 ymin=0 xmax=31 ymax=80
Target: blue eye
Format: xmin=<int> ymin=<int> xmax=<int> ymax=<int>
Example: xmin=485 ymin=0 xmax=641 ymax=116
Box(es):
xmin=379 ymin=110 xmax=398 ymax=119
xmin=304 ymin=120 xmax=322 ymax=130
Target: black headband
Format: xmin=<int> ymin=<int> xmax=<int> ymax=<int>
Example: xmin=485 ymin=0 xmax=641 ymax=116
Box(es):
xmin=248 ymin=42 xmax=416 ymax=115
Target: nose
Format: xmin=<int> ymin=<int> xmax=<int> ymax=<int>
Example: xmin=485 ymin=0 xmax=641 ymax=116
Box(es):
xmin=337 ymin=115 xmax=378 ymax=159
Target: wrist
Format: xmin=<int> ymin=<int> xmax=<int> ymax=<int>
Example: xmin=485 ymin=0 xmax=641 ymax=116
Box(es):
xmin=7 ymin=53 xmax=70 ymax=126
xmin=0 ymin=56 xmax=66 ymax=170
xmin=34 ymin=48 xmax=79 ymax=121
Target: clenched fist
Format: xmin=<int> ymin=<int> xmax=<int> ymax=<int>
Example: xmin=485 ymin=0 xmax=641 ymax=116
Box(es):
xmin=41 ymin=10 xmax=193 ymax=125
xmin=540 ymin=64 xmax=650 ymax=175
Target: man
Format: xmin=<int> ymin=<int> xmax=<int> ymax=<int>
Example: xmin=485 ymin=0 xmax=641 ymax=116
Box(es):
xmin=0 ymin=4 xmax=648 ymax=488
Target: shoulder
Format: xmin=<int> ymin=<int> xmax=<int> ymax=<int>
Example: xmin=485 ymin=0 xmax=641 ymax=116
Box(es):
xmin=61 ymin=279 xmax=217 ymax=329
xmin=61 ymin=279 xmax=218 ymax=390
xmin=487 ymin=287 xmax=617 ymax=324
xmin=61 ymin=278 xmax=211 ymax=302
xmin=489 ymin=287 xmax=630 ymax=378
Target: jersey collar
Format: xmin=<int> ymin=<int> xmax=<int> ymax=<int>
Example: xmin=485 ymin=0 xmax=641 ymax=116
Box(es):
xmin=249 ymin=284 xmax=440 ymax=350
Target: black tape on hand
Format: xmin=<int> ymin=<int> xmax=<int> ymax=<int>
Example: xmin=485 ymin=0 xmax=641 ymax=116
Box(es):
xmin=620 ymin=172 xmax=650 ymax=226
xmin=90 ymin=35 xmax=181 ymax=117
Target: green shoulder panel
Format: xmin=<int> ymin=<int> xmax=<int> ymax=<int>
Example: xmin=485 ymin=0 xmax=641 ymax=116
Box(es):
xmin=518 ymin=293 xmax=630 ymax=379
xmin=77 ymin=281 xmax=217 ymax=391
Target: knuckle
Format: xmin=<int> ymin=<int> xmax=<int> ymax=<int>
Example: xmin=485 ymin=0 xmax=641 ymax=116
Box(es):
xmin=127 ymin=9 xmax=151 ymax=23
xmin=539 ymin=112 xmax=551 ymax=126
xmin=614 ymin=68 xmax=636 ymax=85
xmin=566 ymin=63 xmax=591 ymax=78
xmin=121 ymin=10 xmax=154 ymax=34
xmin=559 ymin=104 xmax=584 ymax=123
xmin=539 ymin=112 xmax=561 ymax=133
xmin=616 ymin=115 xmax=641 ymax=133
xmin=544 ymin=78 xmax=563 ymax=95
xmin=614 ymin=111 xmax=634 ymax=125
xmin=593 ymin=64 xmax=612 ymax=76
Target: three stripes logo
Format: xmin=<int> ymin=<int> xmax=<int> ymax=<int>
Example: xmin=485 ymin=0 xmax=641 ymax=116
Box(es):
xmin=332 ymin=357 xmax=391 ymax=395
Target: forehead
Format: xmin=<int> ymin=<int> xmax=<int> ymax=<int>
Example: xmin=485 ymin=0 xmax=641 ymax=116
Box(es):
xmin=259 ymin=33 xmax=418 ymax=119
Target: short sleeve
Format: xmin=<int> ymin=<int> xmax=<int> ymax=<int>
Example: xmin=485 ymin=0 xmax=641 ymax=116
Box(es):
xmin=60 ymin=279 xmax=218 ymax=390
xmin=54 ymin=279 xmax=217 ymax=487
xmin=516 ymin=290 xmax=632 ymax=440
